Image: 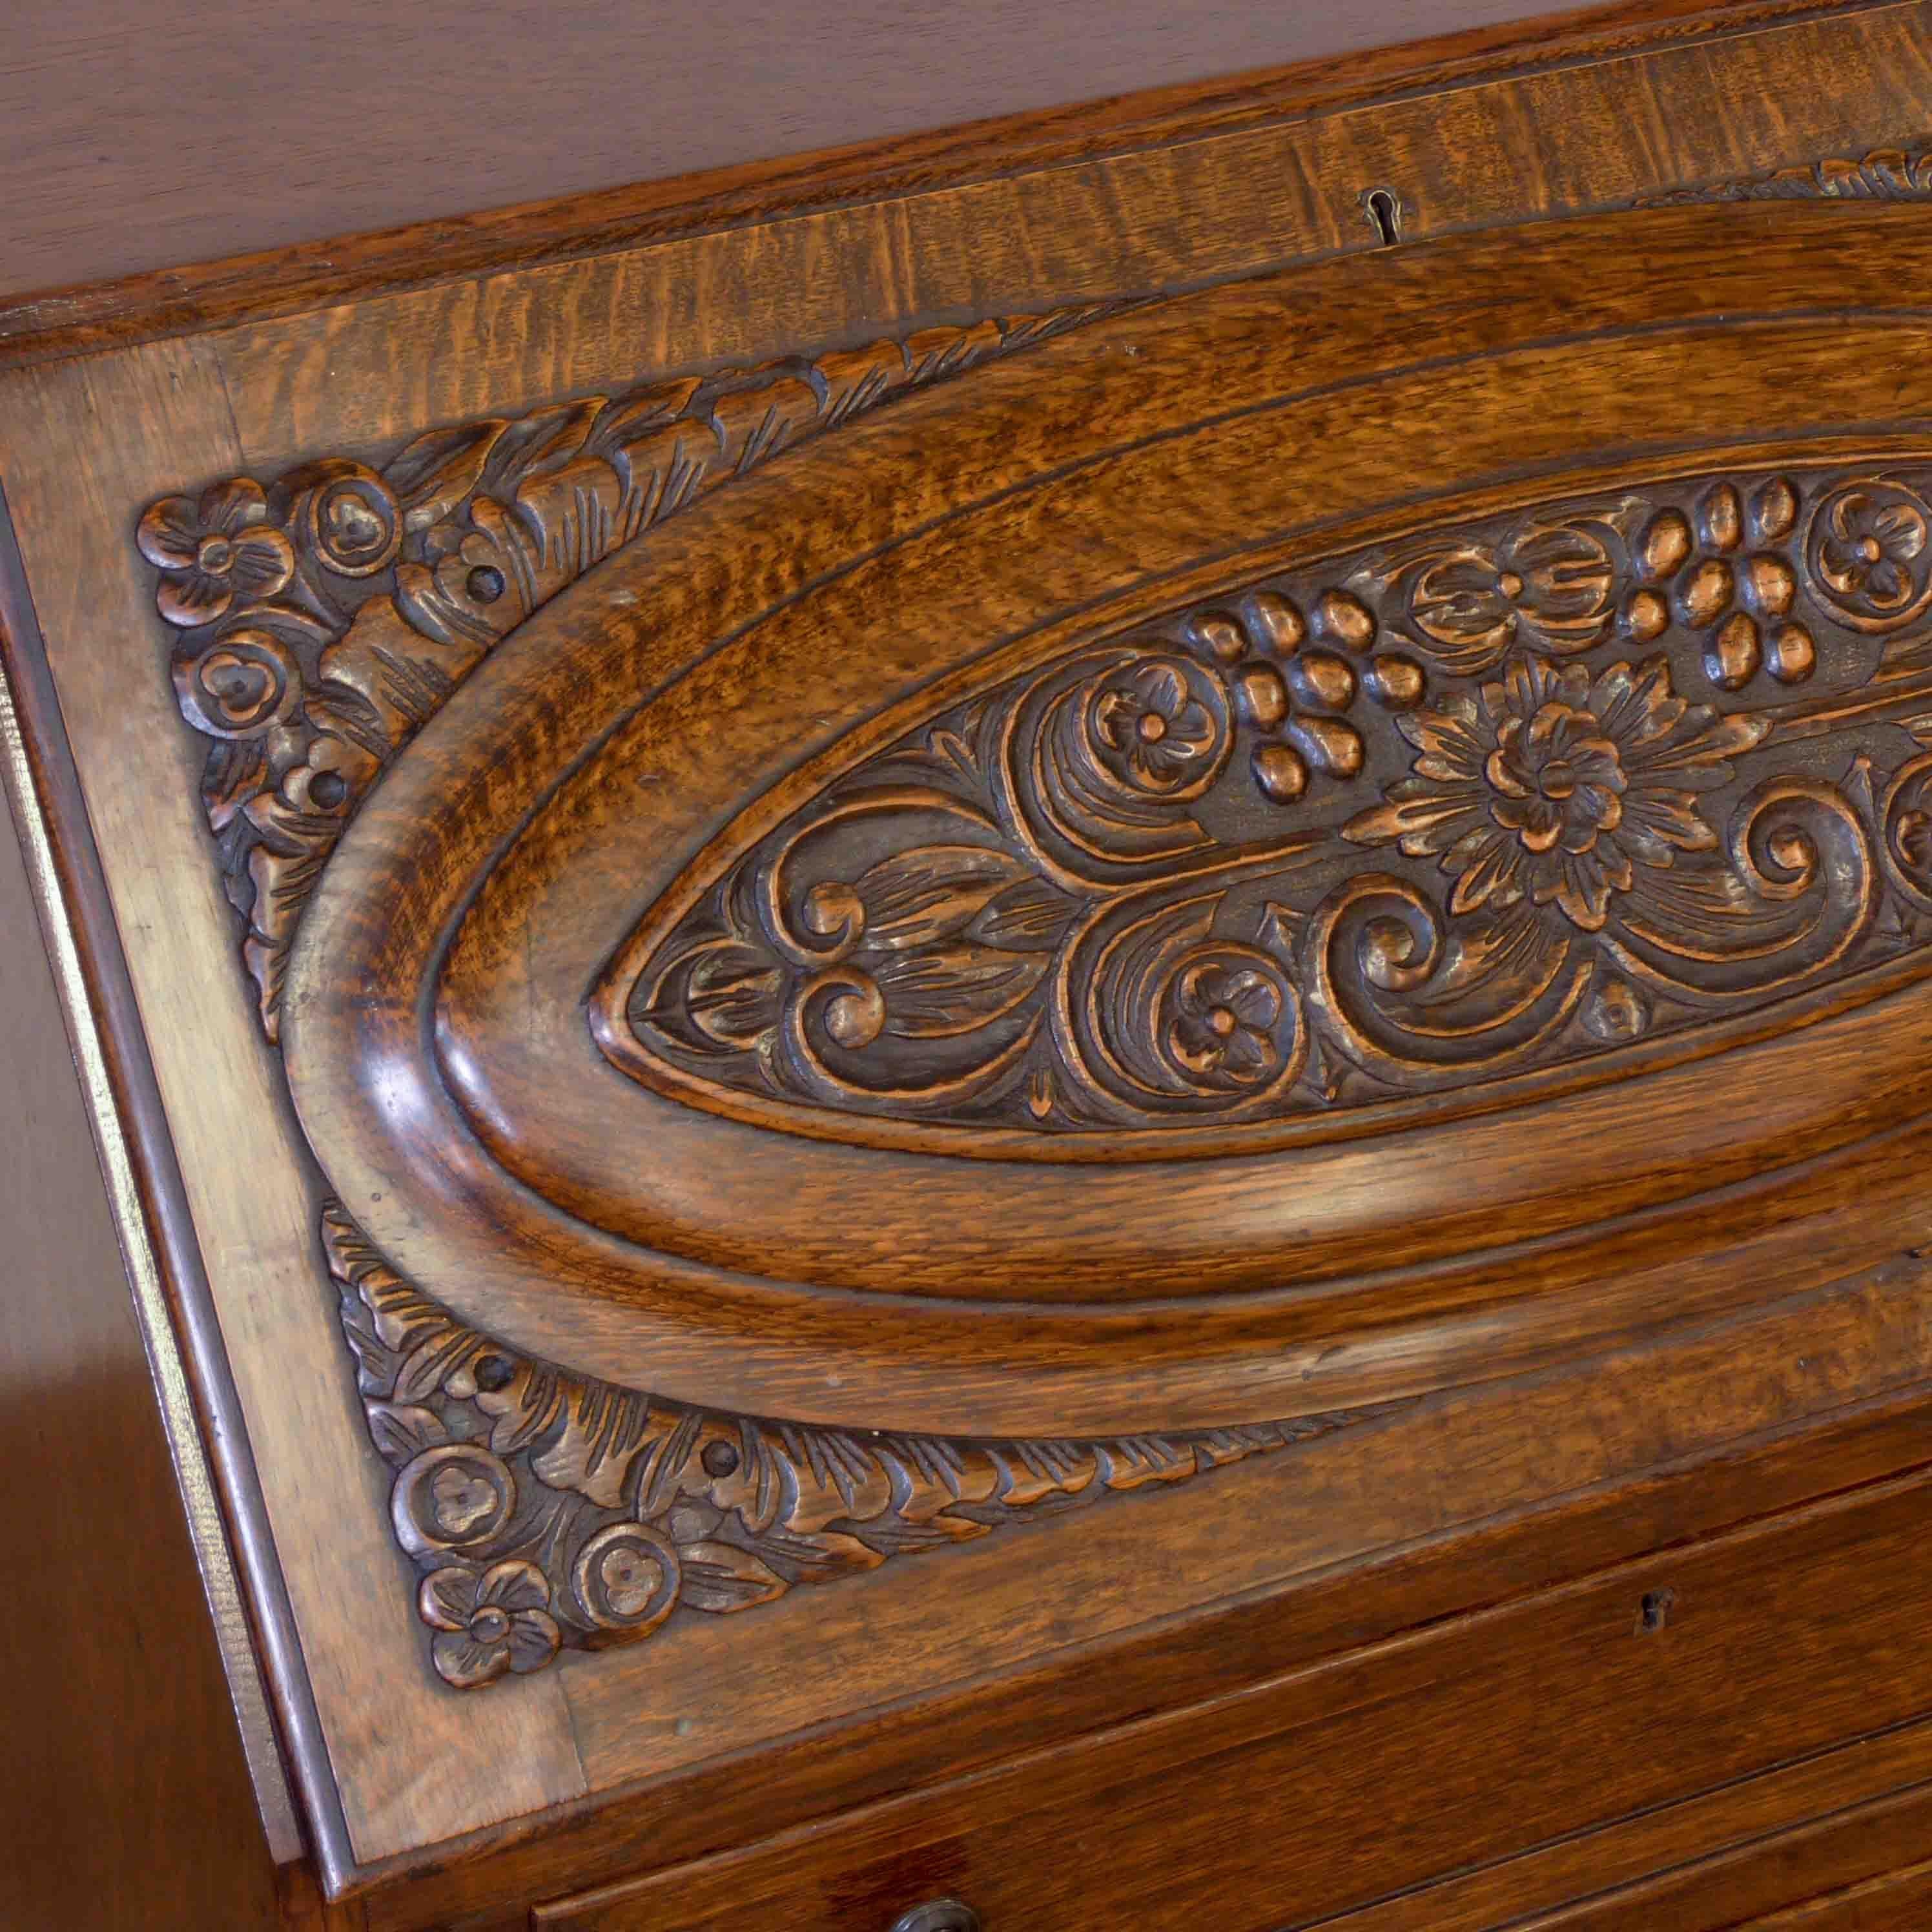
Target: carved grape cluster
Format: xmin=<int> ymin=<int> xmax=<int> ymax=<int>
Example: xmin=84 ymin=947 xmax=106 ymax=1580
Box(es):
xmin=1183 ymin=588 xmax=1424 ymax=807
xmin=1624 ymin=478 xmax=1816 ymax=690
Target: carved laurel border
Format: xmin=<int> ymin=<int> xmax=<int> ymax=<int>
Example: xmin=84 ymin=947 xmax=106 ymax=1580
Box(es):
xmin=327 ymin=1203 xmax=1390 ymax=1687
xmin=1645 ymin=145 xmax=1932 ymax=205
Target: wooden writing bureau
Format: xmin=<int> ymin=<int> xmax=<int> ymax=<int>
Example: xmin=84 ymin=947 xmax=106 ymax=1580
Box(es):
xmin=14 ymin=3 xmax=1932 ymax=1924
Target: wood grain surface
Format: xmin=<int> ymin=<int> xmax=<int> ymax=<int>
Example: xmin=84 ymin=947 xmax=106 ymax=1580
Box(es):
xmin=205 ymin=201 xmax=1932 ymax=1448
xmin=0 ymin=0 xmax=1858 ymax=330
xmin=536 ymin=1461 xmax=1932 ymax=1930
xmin=10 ymin=1 xmax=1932 ymax=1922
xmin=325 ymin=1265 xmax=1932 ymax=1926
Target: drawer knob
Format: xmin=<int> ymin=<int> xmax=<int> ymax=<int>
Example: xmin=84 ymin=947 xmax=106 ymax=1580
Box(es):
xmin=889 ymin=1899 xmax=980 ymax=1932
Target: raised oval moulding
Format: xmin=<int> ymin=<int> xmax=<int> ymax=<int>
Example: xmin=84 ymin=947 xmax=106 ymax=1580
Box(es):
xmin=136 ymin=193 xmax=1932 ymax=1683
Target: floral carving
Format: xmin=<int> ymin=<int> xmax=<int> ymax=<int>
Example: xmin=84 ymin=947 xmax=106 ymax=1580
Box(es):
xmin=324 ymin=1203 xmax=1388 ymax=1687
xmin=135 ymin=303 xmax=1127 ymax=1038
xmin=1344 ymin=657 xmax=1762 ymax=931
xmin=1808 ymin=480 xmax=1932 ymax=634
xmin=1091 ymin=659 xmax=1224 ymax=792
xmin=1169 ymin=960 xmax=1287 ymax=1086
xmin=1879 ymin=749 xmax=1932 ymax=914
xmin=608 ymin=464 xmax=1932 ymax=1137
xmin=140 ymin=332 xmax=1932 ymax=1687
xmin=138 ymin=480 xmax=296 ymax=628
xmin=418 ymin=1561 xmax=561 ymax=1690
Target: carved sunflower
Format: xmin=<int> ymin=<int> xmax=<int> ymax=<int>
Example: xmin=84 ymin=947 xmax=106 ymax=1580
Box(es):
xmin=1344 ymin=655 xmax=1766 ymax=931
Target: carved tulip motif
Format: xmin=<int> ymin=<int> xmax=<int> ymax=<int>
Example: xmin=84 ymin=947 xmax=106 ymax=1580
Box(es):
xmin=1400 ymin=518 xmax=1618 ymax=673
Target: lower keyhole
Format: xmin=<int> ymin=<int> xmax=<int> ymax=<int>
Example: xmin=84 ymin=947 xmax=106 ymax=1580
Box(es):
xmin=1638 ymin=1587 xmax=1677 ymax=1634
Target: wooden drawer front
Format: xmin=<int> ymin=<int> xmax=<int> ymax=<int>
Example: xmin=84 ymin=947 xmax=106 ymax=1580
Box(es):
xmin=539 ymin=1466 xmax=1932 ymax=1932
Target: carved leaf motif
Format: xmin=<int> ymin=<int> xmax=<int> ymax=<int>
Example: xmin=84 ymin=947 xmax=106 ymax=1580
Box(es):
xmin=366 ymin=1402 xmax=449 ymax=1465
xmin=1651 ymin=147 xmax=1932 ymax=205
xmin=677 ymin=1543 xmax=788 ymax=1613
xmin=969 ymin=876 xmax=1080 ymax=949
xmin=849 ymin=845 xmax=1034 ymax=950
xmin=385 ymin=420 xmax=508 ymax=531
xmin=675 ymin=942 xmax=784 ymax=1049
xmin=871 ymin=944 xmax=1050 ymax=1038
xmin=139 ymin=303 xmax=1124 ymax=1038
xmin=320 ymin=1202 xmax=1387 ymax=1686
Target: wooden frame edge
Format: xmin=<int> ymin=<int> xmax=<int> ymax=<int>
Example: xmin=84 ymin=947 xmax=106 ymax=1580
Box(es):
xmin=0 ymin=0 xmax=1885 ymax=372
xmin=340 ymin=1348 xmax=1932 ymax=1921
xmin=0 ymin=484 xmax=351 ymax=1888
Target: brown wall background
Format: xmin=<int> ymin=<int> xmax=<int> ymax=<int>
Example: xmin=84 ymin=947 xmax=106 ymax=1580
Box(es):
xmin=5 ymin=0 xmax=1562 ymax=298
xmin=0 ymin=782 xmax=280 ymax=1927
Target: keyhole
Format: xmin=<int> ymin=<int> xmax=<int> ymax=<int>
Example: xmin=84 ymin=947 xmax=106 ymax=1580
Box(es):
xmin=1363 ymin=187 xmax=1403 ymax=246
xmin=1638 ymin=1587 xmax=1677 ymax=1634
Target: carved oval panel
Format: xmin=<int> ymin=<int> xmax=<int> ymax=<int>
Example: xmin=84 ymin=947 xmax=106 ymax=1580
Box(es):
xmin=592 ymin=465 xmax=1932 ymax=1146
xmin=178 ymin=204 xmax=1932 ymax=1434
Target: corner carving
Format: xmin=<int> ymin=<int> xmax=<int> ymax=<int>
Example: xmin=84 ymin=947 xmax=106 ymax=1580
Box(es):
xmin=138 ymin=302 xmax=1123 ymax=1039
xmin=326 ymin=1203 xmax=1393 ymax=1687
xmin=136 ymin=284 xmax=1932 ymax=1687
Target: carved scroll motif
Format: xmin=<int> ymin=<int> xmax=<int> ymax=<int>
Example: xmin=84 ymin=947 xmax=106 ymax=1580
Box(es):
xmin=325 ymin=1204 xmax=1392 ymax=1687
xmin=609 ymin=471 xmax=1932 ymax=1136
xmin=137 ymin=303 xmax=1125 ymax=1038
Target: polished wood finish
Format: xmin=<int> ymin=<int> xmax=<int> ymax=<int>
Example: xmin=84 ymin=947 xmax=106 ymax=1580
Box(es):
xmin=538 ymin=1460 xmax=1932 ymax=1930
xmin=13 ymin=0 xmax=1767 ymax=304
xmin=10 ymin=4 xmax=1932 ymax=1926
xmin=250 ymin=209 xmax=1932 ymax=1438
xmin=0 ymin=0 xmax=1886 ymax=364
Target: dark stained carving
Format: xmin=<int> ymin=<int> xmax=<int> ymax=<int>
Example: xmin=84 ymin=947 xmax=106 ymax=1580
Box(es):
xmin=138 ymin=302 xmax=1124 ymax=1038
xmin=325 ymin=1203 xmax=1394 ymax=1687
xmin=602 ymin=468 xmax=1932 ymax=1138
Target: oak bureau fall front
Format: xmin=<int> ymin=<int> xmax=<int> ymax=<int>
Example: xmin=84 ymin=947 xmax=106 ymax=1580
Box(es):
xmin=12 ymin=6 xmax=1932 ymax=1926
